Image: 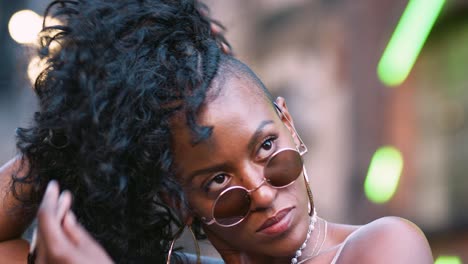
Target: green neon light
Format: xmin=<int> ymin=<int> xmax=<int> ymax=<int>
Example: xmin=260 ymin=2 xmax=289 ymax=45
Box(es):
xmin=364 ymin=146 xmax=403 ymax=204
xmin=377 ymin=0 xmax=446 ymax=87
xmin=434 ymin=256 xmax=462 ymax=264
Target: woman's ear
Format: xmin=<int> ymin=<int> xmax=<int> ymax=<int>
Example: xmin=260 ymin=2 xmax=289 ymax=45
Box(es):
xmin=274 ymin=97 xmax=301 ymax=148
xmin=159 ymin=191 xmax=194 ymax=225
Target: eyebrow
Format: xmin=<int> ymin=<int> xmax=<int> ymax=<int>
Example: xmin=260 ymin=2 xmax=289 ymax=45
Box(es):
xmin=186 ymin=163 xmax=230 ymax=184
xmin=186 ymin=119 xmax=275 ymax=183
xmin=247 ymin=120 xmax=275 ymax=151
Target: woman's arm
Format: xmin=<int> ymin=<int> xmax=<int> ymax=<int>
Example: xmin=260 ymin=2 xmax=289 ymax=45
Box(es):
xmin=0 ymin=156 xmax=34 ymax=241
xmin=0 ymin=239 xmax=29 ymax=264
xmin=0 ymin=156 xmax=34 ymax=263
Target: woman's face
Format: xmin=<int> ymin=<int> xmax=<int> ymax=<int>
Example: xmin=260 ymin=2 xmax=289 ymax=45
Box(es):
xmin=171 ymin=75 xmax=311 ymax=257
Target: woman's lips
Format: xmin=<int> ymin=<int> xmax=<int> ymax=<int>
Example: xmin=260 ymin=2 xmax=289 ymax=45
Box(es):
xmin=256 ymin=207 xmax=294 ymax=235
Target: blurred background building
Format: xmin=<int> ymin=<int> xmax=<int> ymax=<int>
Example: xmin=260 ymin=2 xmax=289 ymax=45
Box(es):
xmin=1 ymin=0 xmax=467 ymax=263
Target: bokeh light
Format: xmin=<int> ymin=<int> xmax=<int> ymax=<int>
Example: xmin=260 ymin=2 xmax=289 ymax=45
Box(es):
xmin=8 ymin=9 xmax=42 ymax=45
xmin=364 ymin=146 xmax=403 ymax=204
xmin=434 ymin=255 xmax=462 ymax=264
xmin=27 ymin=56 xmax=46 ymax=86
xmin=377 ymin=0 xmax=446 ymax=87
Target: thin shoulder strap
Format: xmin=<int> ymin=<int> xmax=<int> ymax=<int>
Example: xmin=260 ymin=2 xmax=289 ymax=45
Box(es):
xmin=330 ymin=228 xmax=360 ymax=264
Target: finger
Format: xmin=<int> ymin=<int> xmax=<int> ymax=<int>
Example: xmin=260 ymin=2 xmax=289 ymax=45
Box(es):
xmin=56 ymin=190 xmax=72 ymax=222
xmin=63 ymin=211 xmax=113 ymax=263
xmin=35 ymin=181 xmax=60 ymax=263
xmin=65 ymin=210 xmax=102 ymax=250
xmin=37 ymin=181 xmax=72 ymax=257
xmin=35 ymin=233 xmax=48 ymax=264
xmin=35 ymin=230 xmax=70 ymax=264
xmin=38 ymin=180 xmax=60 ymax=214
xmin=63 ymin=210 xmax=96 ymax=246
xmin=36 ymin=218 xmax=72 ymax=264
xmin=62 ymin=210 xmax=81 ymax=246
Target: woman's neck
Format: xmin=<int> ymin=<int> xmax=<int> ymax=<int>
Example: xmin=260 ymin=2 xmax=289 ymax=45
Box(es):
xmin=214 ymin=217 xmax=327 ymax=264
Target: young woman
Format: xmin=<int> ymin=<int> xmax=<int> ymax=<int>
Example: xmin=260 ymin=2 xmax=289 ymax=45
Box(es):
xmin=0 ymin=0 xmax=433 ymax=263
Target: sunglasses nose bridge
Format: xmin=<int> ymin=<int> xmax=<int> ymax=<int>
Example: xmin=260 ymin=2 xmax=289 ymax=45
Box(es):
xmin=248 ymin=177 xmax=268 ymax=193
xmin=246 ymin=176 xmax=278 ymax=213
xmin=237 ymin=161 xmax=266 ymax=191
xmin=241 ymin=165 xmax=275 ymax=207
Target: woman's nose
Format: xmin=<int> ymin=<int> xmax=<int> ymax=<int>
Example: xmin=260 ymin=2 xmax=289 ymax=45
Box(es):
xmin=242 ymin=164 xmax=277 ymax=211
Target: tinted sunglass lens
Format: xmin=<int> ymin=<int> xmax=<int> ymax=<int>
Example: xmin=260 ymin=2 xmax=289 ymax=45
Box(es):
xmin=265 ymin=149 xmax=303 ymax=187
xmin=213 ymin=188 xmax=250 ymax=226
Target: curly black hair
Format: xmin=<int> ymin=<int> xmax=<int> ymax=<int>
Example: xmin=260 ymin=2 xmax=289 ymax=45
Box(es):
xmin=11 ymin=0 xmax=232 ymax=262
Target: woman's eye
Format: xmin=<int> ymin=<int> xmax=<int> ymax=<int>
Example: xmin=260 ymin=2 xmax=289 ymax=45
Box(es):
xmin=213 ymin=174 xmax=226 ymax=184
xmin=204 ymin=173 xmax=230 ymax=193
xmin=258 ymin=137 xmax=276 ymax=160
xmin=262 ymin=139 xmax=273 ymax=150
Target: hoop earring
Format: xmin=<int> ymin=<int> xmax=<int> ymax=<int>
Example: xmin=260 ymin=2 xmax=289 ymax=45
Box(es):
xmin=43 ymin=129 xmax=70 ymax=149
xmin=273 ymin=102 xmax=314 ymax=215
xmin=302 ymin=166 xmax=315 ymax=216
xmin=166 ymin=225 xmax=201 ymax=264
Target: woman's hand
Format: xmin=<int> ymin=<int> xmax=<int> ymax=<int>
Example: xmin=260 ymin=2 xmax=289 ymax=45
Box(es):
xmin=32 ymin=181 xmax=113 ymax=264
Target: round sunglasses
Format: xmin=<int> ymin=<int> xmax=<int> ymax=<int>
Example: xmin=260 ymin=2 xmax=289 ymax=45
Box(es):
xmin=201 ymin=147 xmax=304 ymax=227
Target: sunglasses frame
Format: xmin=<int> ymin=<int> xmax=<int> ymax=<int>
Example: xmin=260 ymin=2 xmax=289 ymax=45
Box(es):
xmin=273 ymin=102 xmax=308 ymax=156
xmin=202 ymin=147 xmax=305 ymax=227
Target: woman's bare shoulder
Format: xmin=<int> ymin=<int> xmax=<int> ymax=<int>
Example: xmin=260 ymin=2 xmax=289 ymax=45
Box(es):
xmin=338 ymin=217 xmax=433 ymax=263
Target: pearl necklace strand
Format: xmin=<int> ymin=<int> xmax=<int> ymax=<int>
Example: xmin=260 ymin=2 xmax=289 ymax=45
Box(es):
xmin=297 ymin=219 xmax=328 ymax=264
xmin=291 ymin=209 xmax=318 ymax=264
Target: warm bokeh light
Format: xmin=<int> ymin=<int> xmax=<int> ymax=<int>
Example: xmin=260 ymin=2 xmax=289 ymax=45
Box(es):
xmin=435 ymin=255 xmax=462 ymax=264
xmin=364 ymin=146 xmax=403 ymax=203
xmin=8 ymin=9 xmax=42 ymax=44
xmin=27 ymin=57 xmax=46 ymax=85
xmin=377 ymin=0 xmax=446 ymax=87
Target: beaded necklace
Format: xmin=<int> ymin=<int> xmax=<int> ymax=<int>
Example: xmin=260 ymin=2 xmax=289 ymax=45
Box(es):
xmin=290 ymin=209 xmax=317 ymax=264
